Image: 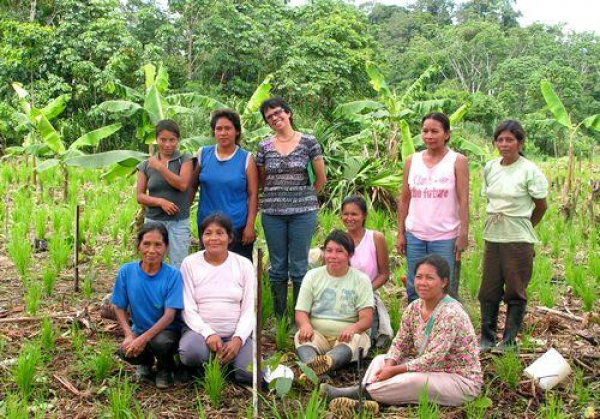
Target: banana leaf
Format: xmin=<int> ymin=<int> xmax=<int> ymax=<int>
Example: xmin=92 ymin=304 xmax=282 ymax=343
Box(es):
xmin=36 ymin=158 xmax=60 ymax=172
xmin=69 ymin=124 xmax=122 ymax=150
xmin=244 ymin=74 xmax=273 ymax=117
xmin=540 ymin=80 xmax=571 ymax=129
xmin=41 ymin=94 xmax=70 ymax=120
xmin=65 ymin=150 xmax=148 ymax=169
xmin=144 ymin=85 xmax=166 ymax=125
xmin=96 ymin=100 xmax=143 ymax=117
xmin=582 ymin=114 xmax=600 ymax=132
xmin=400 ymin=120 xmax=415 ymax=160
xmin=31 ymin=109 xmax=65 ymax=154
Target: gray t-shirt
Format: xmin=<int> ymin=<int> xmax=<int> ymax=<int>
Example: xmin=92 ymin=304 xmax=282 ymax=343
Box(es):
xmin=137 ymin=150 xmax=194 ymax=221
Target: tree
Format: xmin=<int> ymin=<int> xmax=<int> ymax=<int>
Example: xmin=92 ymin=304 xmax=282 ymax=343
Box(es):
xmin=456 ymin=0 xmax=521 ymax=28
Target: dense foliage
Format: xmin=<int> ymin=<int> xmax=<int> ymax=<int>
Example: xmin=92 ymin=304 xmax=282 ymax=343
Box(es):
xmin=1 ymin=0 xmax=598 ymax=157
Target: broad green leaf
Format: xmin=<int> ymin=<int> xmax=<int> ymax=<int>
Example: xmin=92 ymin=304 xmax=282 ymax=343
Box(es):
xmin=179 ymin=136 xmax=213 ymax=154
xmin=449 ymin=104 xmax=469 ymax=125
xmin=155 ymin=63 xmax=169 ymax=93
xmin=24 ymin=143 xmax=51 ymax=156
xmin=14 ymin=112 xmax=33 ymax=131
xmin=333 ymin=100 xmax=384 ymax=118
xmin=166 ymin=105 xmax=194 ymax=117
xmin=540 ymin=80 xmax=571 ymax=129
xmin=365 ymin=61 xmax=388 ymax=94
xmin=400 ymin=119 xmax=415 ymax=161
xmin=274 ymin=377 xmax=293 ymax=398
xmin=452 ymin=136 xmax=487 ymax=156
xmin=96 ymin=100 xmax=142 ymax=117
xmin=12 ymin=82 xmax=29 ymax=100
xmin=167 ymin=93 xmax=228 ymax=110
xmin=243 ymin=74 xmax=273 ymax=117
xmin=69 ymin=124 xmax=122 ymax=150
xmin=582 ymin=114 xmax=600 ymax=132
xmin=411 ymin=99 xmax=451 ymax=115
xmin=31 ymin=109 xmax=65 ymax=154
xmin=36 ymin=158 xmax=60 ymax=172
xmin=400 ymin=64 xmax=439 ymax=105
xmin=41 ymin=94 xmax=70 ymax=120
xmin=4 ymin=146 xmax=25 ymax=156
xmin=297 ymin=362 xmax=318 ymax=384
xmin=144 ymin=63 xmax=156 ymax=90
xmin=65 ymin=150 xmax=148 ymax=169
xmin=101 ymin=163 xmax=138 ymax=181
xmin=144 ymin=85 xmax=166 ymax=125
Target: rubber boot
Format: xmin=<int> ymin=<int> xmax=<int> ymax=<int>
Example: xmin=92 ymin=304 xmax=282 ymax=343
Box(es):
xmin=320 ymin=383 xmax=362 ymax=401
xmin=497 ymin=303 xmax=526 ymax=350
xmin=271 ymin=281 xmax=288 ymax=320
xmin=296 ymin=345 xmax=318 ymax=364
xmin=308 ymin=344 xmax=353 ymax=376
xmin=479 ymin=301 xmax=500 ymax=353
xmin=292 ymin=281 xmax=302 ymax=310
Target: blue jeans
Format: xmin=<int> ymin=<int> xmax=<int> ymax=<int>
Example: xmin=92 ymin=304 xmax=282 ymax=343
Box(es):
xmin=406 ymin=231 xmax=456 ymax=302
xmin=145 ymin=217 xmax=190 ymax=269
xmin=262 ymin=211 xmax=317 ymax=285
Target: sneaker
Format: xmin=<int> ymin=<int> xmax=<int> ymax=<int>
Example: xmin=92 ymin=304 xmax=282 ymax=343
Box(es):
xmin=155 ymin=369 xmax=173 ymax=389
xmin=135 ymin=365 xmax=153 ymax=383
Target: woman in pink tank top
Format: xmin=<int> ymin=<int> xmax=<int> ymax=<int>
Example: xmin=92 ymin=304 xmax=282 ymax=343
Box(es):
xmin=396 ymin=113 xmax=469 ymax=302
xmin=342 ymin=195 xmax=393 ymax=348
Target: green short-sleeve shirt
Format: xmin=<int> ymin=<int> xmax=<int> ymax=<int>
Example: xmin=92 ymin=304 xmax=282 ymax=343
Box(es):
xmin=295 ymin=266 xmax=374 ymax=337
xmin=482 ymin=157 xmax=548 ymax=243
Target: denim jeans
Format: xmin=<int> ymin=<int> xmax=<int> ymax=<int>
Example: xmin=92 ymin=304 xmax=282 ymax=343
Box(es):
xmin=405 ymin=231 xmax=456 ymax=302
xmin=262 ymin=210 xmax=317 ymax=285
xmin=145 ymin=217 xmax=190 ymax=269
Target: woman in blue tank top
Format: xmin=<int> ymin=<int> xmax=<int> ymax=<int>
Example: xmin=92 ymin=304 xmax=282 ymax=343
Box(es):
xmin=190 ymin=109 xmax=259 ymax=261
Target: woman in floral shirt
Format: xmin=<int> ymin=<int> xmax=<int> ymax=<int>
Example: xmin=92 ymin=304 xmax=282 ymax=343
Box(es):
xmin=321 ymin=254 xmax=482 ymax=415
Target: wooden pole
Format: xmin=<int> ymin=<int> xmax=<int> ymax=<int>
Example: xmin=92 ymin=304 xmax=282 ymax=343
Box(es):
xmin=253 ymin=248 xmax=263 ymax=419
xmin=74 ymin=204 xmax=80 ymax=292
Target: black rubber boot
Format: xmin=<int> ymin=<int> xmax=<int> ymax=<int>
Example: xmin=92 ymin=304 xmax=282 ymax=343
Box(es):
xmin=498 ymin=303 xmax=526 ymax=350
xmin=271 ymin=281 xmax=288 ymax=320
xmin=292 ymin=281 xmax=302 ymax=310
xmin=479 ymin=301 xmax=500 ymax=353
xmin=320 ymin=383 xmax=369 ymax=401
xmin=296 ymin=345 xmax=318 ymax=364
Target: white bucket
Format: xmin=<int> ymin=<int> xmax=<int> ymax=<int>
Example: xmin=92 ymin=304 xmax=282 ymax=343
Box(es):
xmin=524 ymin=348 xmax=572 ymax=390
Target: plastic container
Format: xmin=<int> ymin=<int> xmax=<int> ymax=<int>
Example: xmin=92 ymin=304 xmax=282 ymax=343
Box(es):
xmin=523 ymin=348 xmax=571 ymax=390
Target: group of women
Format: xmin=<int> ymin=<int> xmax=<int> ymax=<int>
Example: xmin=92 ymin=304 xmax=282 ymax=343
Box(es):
xmin=113 ymin=98 xmax=548 ymax=414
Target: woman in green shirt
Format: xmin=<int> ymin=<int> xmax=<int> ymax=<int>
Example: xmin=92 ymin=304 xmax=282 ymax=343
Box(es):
xmin=479 ymin=120 xmax=548 ymax=352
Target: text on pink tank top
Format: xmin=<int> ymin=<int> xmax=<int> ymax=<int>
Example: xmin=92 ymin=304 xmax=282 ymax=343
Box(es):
xmin=350 ymin=229 xmax=379 ymax=282
xmin=405 ymin=150 xmax=460 ymax=241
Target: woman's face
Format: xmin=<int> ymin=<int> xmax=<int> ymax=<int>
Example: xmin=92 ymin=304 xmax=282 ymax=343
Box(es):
xmin=414 ymin=263 xmax=447 ymax=301
xmin=202 ymin=222 xmax=231 ymax=255
xmin=264 ymin=107 xmax=292 ymax=132
xmin=324 ymin=240 xmax=350 ymax=272
xmin=214 ymin=117 xmax=239 ymax=148
xmin=421 ymin=118 xmax=449 ymax=150
xmin=156 ymin=129 xmax=179 ymax=157
xmin=341 ymin=203 xmax=366 ymax=232
xmin=138 ymin=230 xmax=167 ymax=265
xmin=494 ymin=130 xmax=522 ymax=160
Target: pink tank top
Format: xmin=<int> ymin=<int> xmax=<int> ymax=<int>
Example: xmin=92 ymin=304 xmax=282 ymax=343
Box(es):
xmin=405 ymin=150 xmax=460 ymax=241
xmin=350 ymin=229 xmax=378 ymax=282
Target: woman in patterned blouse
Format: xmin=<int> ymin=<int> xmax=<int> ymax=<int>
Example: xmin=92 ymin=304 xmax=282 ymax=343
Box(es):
xmin=257 ymin=98 xmax=327 ymax=321
xmin=321 ymin=254 xmax=482 ymax=415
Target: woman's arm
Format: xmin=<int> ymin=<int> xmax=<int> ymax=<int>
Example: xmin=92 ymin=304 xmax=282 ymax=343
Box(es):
xmin=455 ymin=154 xmax=470 ymax=252
xmin=136 ymin=170 xmax=179 ymax=215
xmin=148 ymin=157 xmax=193 ymax=192
xmin=242 ymin=156 xmax=259 ymax=244
xmin=372 ymin=231 xmax=390 ymax=291
xmin=338 ymin=307 xmax=373 ymax=343
xmin=188 ymin=158 xmax=200 ymax=206
xmin=312 ymin=157 xmax=327 ymax=193
xmin=531 ymin=198 xmax=547 ymax=227
xmin=395 ymin=156 xmax=412 ymax=255
xmin=295 ymin=310 xmax=314 ymax=343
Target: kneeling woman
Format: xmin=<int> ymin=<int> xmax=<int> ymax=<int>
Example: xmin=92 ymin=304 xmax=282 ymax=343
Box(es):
xmin=295 ymin=230 xmax=373 ymax=378
xmin=322 ymin=255 xmax=482 ymax=413
xmin=112 ymin=222 xmax=184 ymax=389
xmin=178 ymin=213 xmax=256 ymax=384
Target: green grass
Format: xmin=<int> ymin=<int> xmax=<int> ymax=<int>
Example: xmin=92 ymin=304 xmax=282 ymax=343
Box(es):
xmin=7 ymin=223 xmax=32 ymax=279
xmin=202 ymin=356 xmax=227 ymax=409
xmin=48 ymin=231 xmax=72 ymax=272
xmin=275 ymin=317 xmax=291 ymax=351
xmin=493 ymin=350 xmax=524 ymax=390
xmin=24 ymin=279 xmax=42 ymax=316
xmin=12 ymin=342 xmax=43 ymax=400
xmin=412 ymin=384 xmax=440 ymax=418
xmin=106 ymin=375 xmax=140 ymax=419
xmin=40 ymin=318 xmax=56 ymax=353
xmin=85 ymin=338 xmax=115 ymax=383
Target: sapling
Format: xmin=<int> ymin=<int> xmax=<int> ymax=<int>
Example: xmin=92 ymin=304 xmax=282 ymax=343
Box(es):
xmin=34 ymin=209 xmax=47 ymax=241
xmin=413 ymin=384 xmax=440 ymax=419
xmin=261 ymin=276 xmax=274 ymax=327
xmin=86 ymin=338 xmax=115 ymax=383
xmin=12 ymin=342 xmax=42 ymax=400
xmin=7 ymin=223 xmax=32 ymax=279
xmin=493 ymin=350 xmax=523 ymax=390
xmin=42 ymin=267 xmax=57 ymax=296
xmin=275 ymin=317 xmax=291 ymax=351
xmin=48 ymin=231 xmax=72 ymax=272
xmin=24 ymin=280 xmax=43 ymax=316
xmin=106 ymin=374 xmax=138 ymax=419
xmin=202 ymin=355 xmax=227 ymax=409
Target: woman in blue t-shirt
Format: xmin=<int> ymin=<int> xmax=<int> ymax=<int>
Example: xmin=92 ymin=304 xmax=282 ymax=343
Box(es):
xmin=112 ymin=222 xmax=184 ymax=389
xmin=190 ymin=109 xmax=259 ymax=261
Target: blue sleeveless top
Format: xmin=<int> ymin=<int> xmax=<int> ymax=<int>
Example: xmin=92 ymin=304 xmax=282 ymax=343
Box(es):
xmin=197 ymin=145 xmax=248 ymax=229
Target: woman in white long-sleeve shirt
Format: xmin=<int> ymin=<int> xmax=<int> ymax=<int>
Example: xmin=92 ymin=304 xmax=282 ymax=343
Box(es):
xmin=178 ymin=213 xmax=256 ymax=383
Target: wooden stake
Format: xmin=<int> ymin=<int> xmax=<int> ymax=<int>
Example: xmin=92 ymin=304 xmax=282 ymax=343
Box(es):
xmin=74 ymin=204 xmax=80 ymax=292
xmin=253 ymin=248 xmax=263 ymax=419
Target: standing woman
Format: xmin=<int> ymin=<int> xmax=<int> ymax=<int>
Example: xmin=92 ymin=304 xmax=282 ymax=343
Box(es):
xmin=341 ymin=195 xmax=393 ymax=348
xmin=137 ymin=120 xmax=194 ymax=268
xmin=191 ymin=109 xmax=259 ymax=261
xmin=479 ymin=120 xmax=548 ymax=351
xmin=396 ymin=112 xmax=469 ymax=302
xmin=257 ymin=98 xmax=327 ymax=319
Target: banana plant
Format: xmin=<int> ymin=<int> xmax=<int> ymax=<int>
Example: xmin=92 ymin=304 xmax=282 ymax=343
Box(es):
xmin=540 ymin=79 xmax=599 ymax=214
xmin=8 ymin=83 xmax=139 ymax=200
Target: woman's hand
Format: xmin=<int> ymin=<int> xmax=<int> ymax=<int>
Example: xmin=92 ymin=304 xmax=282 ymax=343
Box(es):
xmin=159 ymin=198 xmax=179 ymax=215
xmin=298 ymin=324 xmax=314 ymax=344
xmin=218 ymin=337 xmax=242 ymax=365
xmin=372 ymin=365 xmax=402 ymax=383
xmin=241 ymin=224 xmax=256 ymax=245
xmin=206 ymin=334 xmax=224 ymax=353
xmin=148 ymin=156 xmax=166 ymax=172
xmin=125 ymin=335 xmax=149 ymax=358
xmin=396 ymin=233 xmax=407 ymax=255
xmin=338 ymin=325 xmax=358 ymax=343
xmin=455 ymin=232 xmax=468 ymax=253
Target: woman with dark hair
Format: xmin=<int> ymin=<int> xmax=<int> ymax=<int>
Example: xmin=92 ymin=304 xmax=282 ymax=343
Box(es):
xmin=257 ymin=97 xmax=327 ymax=320
xmin=294 ymin=230 xmax=373 ymax=381
xmin=479 ymin=120 xmax=548 ymax=352
xmin=396 ymin=112 xmax=469 ymax=302
xmin=112 ymin=222 xmax=184 ymax=389
xmin=178 ymin=213 xmax=257 ymax=384
xmin=341 ymin=195 xmax=393 ymax=348
xmin=321 ymin=255 xmax=482 ymax=414
xmin=190 ymin=109 xmax=259 ymax=261
xmin=137 ymin=120 xmax=194 ymax=268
